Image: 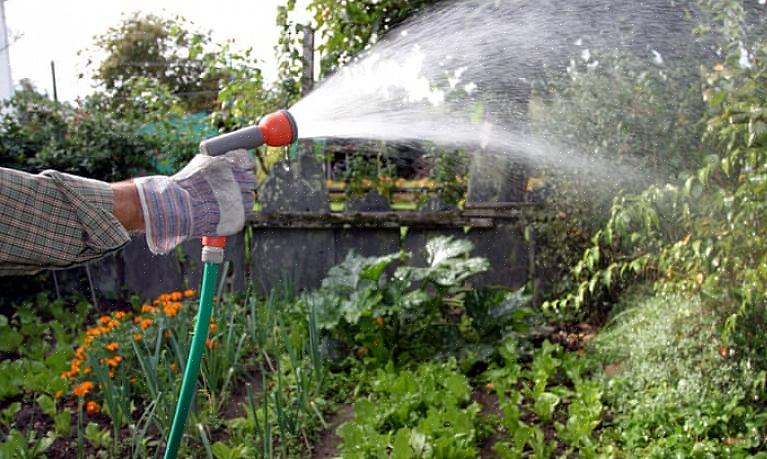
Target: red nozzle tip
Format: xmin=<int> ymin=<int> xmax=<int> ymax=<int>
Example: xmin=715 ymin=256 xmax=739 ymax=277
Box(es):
xmin=258 ymin=110 xmax=298 ymax=147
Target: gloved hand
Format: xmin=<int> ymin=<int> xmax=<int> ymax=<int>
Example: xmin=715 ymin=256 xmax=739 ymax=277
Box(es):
xmin=134 ymin=150 xmax=256 ymax=255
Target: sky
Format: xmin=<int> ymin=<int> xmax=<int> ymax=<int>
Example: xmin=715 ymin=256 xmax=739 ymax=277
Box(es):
xmin=4 ymin=0 xmax=309 ymax=101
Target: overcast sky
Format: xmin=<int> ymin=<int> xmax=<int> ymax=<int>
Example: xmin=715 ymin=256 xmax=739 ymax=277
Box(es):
xmin=5 ymin=0 xmax=309 ymax=101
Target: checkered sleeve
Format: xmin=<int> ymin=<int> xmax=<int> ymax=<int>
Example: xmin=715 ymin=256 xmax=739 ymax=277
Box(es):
xmin=0 ymin=167 xmax=131 ymax=276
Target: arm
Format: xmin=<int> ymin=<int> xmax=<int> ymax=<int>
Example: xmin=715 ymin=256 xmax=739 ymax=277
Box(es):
xmin=0 ymin=167 xmax=131 ymax=276
xmin=110 ymin=181 xmax=145 ymax=233
xmin=0 ymin=150 xmax=254 ymax=276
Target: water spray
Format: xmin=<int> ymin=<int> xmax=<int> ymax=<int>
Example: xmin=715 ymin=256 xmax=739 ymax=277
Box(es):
xmin=163 ymin=110 xmax=297 ymax=459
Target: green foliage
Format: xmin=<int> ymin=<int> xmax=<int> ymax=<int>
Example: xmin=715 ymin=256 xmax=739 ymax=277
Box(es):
xmin=301 ymin=236 xmax=529 ymax=365
xmin=0 ymin=83 xmax=162 ymax=181
xmin=486 ymin=339 xmax=603 ymax=457
xmin=303 ymin=0 xmax=442 ymax=78
xmin=588 ymin=289 xmax=767 ymax=454
xmin=528 ymin=45 xmax=709 ymax=305
xmin=342 ymin=153 xmax=397 ymax=199
xmin=425 ymin=147 xmax=468 ymax=206
xmin=338 ymin=359 xmax=480 ymax=458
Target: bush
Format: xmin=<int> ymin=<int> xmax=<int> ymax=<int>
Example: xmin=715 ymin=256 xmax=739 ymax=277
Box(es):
xmin=0 ymin=84 xmax=163 ymax=182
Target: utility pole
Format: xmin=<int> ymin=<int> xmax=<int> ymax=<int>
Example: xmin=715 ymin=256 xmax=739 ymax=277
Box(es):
xmin=50 ymin=61 xmax=58 ymax=102
xmin=0 ymin=0 xmax=12 ymax=100
xmin=301 ymin=24 xmax=315 ymax=95
xmin=297 ymin=24 xmax=315 ymax=161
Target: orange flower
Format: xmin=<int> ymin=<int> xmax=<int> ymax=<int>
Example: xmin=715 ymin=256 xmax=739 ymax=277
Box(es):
xmin=169 ymin=362 xmax=178 ymax=372
xmin=104 ymin=342 xmax=119 ymax=352
xmin=183 ymin=289 xmax=195 ymax=298
xmin=72 ymin=381 xmax=95 ymax=397
xmin=209 ymin=321 xmax=218 ymax=333
xmin=114 ymin=311 xmax=127 ymax=320
xmin=170 ymin=291 xmax=183 ymax=301
xmin=163 ymin=302 xmax=181 ymax=318
xmin=83 ymin=366 xmax=92 ymax=375
xmin=141 ymin=304 xmax=157 ymax=314
xmin=205 ymin=338 xmax=217 ymax=350
xmin=54 ymin=390 xmax=63 ymax=400
xmin=133 ymin=333 xmax=143 ymax=342
xmin=140 ymin=318 xmax=153 ymax=330
xmin=84 ymin=336 xmax=95 ymax=345
xmin=108 ymin=370 xmax=115 ymax=378
xmin=107 ymin=319 xmax=120 ymax=329
xmin=98 ymin=316 xmax=111 ymax=325
xmin=85 ymin=401 xmax=101 ymax=415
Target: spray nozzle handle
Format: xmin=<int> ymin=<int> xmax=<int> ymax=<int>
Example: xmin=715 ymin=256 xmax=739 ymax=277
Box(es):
xmin=199 ymin=110 xmax=298 ymax=156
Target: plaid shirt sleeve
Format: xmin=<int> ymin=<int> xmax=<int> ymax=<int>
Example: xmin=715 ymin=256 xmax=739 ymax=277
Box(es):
xmin=0 ymin=167 xmax=131 ymax=276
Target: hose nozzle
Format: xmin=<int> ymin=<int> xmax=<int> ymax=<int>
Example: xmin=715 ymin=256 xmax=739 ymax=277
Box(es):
xmin=199 ymin=110 xmax=298 ymax=156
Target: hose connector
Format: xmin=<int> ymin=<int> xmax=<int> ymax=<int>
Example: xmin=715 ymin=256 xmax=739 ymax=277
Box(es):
xmin=201 ymin=236 xmax=226 ymax=264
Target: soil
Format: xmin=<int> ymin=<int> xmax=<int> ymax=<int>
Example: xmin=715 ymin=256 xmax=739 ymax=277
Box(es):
xmin=472 ymin=387 xmax=503 ymax=458
xmin=311 ymin=404 xmax=354 ymax=459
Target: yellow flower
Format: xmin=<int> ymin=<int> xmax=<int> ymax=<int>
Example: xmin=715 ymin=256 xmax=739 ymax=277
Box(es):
xmin=85 ymin=401 xmax=101 ymax=415
xmin=72 ymin=381 xmax=95 ymax=397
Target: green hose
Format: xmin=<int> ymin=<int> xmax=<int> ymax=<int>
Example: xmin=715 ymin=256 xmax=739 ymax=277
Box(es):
xmin=164 ymin=262 xmax=220 ymax=459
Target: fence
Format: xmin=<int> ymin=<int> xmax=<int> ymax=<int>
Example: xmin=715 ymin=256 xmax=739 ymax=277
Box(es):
xmin=53 ymin=155 xmax=535 ymax=302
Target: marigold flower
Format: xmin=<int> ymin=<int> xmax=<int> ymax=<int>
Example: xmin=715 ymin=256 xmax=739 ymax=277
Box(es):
xmin=205 ymin=338 xmax=217 ymax=350
xmin=108 ymin=370 xmax=115 ymax=378
xmin=84 ymin=336 xmax=95 ymax=345
xmin=169 ymin=362 xmax=178 ymax=371
xmin=170 ymin=291 xmax=183 ymax=301
xmin=141 ymin=304 xmax=157 ymax=314
xmin=85 ymin=401 xmax=101 ymax=415
xmin=114 ymin=311 xmax=127 ymax=320
xmin=209 ymin=322 xmax=218 ymax=333
xmin=140 ymin=318 xmax=153 ymax=331
xmin=83 ymin=366 xmax=92 ymax=375
xmin=54 ymin=390 xmax=63 ymax=400
xmin=98 ymin=316 xmax=111 ymax=325
xmin=133 ymin=333 xmax=143 ymax=342
xmin=72 ymin=381 xmax=95 ymax=397
xmin=104 ymin=342 xmax=119 ymax=352
xmin=183 ymin=289 xmax=195 ymax=298
xmin=107 ymin=319 xmax=120 ymax=329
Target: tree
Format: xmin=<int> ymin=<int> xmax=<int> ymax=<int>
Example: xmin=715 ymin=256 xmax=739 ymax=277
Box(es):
xmin=87 ymin=13 xmax=221 ymax=112
xmin=276 ymin=0 xmax=443 ymax=102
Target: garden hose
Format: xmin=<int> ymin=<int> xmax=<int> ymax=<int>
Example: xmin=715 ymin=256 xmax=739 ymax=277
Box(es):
xmin=163 ymin=111 xmax=297 ymax=459
xmin=164 ymin=237 xmax=224 ymax=459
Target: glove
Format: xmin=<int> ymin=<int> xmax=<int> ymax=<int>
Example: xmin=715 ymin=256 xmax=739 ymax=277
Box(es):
xmin=134 ymin=150 xmax=256 ymax=255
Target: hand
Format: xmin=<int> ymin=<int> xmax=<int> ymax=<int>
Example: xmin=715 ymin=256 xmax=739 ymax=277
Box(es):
xmin=134 ymin=150 xmax=256 ymax=254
